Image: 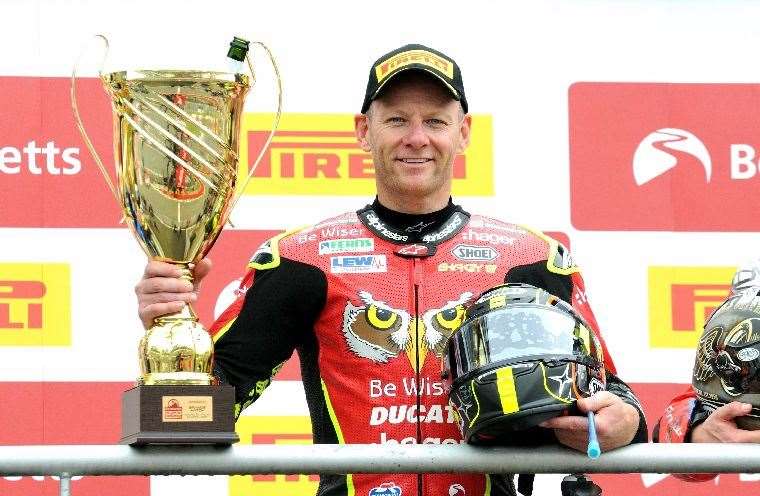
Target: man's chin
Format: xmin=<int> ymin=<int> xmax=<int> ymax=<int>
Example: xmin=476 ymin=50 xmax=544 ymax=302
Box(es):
xmin=390 ymin=182 xmax=438 ymax=200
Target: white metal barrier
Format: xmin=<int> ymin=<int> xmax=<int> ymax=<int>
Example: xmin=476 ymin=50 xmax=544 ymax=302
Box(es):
xmin=0 ymin=443 xmax=756 ymax=495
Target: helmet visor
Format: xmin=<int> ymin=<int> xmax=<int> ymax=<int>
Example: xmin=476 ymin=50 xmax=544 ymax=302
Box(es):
xmin=446 ymin=304 xmax=599 ymax=379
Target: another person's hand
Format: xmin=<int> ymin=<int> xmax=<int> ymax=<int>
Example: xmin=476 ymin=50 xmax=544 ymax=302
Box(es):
xmin=135 ymin=259 xmax=212 ymax=329
xmin=539 ymin=391 xmax=639 ymax=452
xmin=690 ymin=402 xmax=760 ymax=443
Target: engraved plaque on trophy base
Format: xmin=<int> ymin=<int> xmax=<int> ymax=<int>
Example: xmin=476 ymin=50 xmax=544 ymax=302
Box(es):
xmin=120 ymin=384 xmax=239 ymax=445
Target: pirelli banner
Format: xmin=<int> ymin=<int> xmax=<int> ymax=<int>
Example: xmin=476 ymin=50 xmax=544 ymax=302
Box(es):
xmin=241 ymin=113 xmax=493 ymax=196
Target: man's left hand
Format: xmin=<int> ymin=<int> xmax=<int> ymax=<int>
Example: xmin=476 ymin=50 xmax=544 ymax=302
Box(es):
xmin=539 ymin=391 xmax=640 ymax=452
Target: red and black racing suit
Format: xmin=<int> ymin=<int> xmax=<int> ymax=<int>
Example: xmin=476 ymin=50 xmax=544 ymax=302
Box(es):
xmin=652 ymin=387 xmax=716 ymax=481
xmin=210 ymin=199 xmax=648 ymax=496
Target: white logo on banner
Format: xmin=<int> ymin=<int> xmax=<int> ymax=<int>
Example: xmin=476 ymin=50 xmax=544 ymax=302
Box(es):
xmin=449 ymin=483 xmax=466 ymax=496
xmin=632 ymin=128 xmax=712 ymax=185
xmin=640 ymin=473 xmax=669 ymax=487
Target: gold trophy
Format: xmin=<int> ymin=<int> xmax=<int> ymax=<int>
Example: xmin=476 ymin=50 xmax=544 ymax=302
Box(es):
xmin=71 ymin=36 xmax=281 ymax=445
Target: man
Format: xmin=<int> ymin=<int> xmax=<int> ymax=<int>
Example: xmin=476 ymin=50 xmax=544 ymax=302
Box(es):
xmin=654 ymin=259 xmax=760 ymax=482
xmin=136 ymin=44 xmax=645 ymax=496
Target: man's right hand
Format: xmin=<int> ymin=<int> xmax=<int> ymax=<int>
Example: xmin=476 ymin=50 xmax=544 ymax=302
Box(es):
xmin=691 ymin=401 xmax=760 ymax=443
xmin=135 ymin=259 xmax=213 ymax=329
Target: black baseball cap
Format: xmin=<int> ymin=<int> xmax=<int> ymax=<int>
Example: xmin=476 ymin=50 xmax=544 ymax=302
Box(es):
xmin=360 ymin=44 xmax=468 ymax=114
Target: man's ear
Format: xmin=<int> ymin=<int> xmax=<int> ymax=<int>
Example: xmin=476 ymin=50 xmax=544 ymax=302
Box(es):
xmin=355 ymin=113 xmax=372 ymax=152
xmin=456 ymin=114 xmax=472 ymax=154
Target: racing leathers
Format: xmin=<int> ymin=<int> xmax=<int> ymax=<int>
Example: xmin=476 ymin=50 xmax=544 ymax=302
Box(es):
xmin=652 ymin=387 xmax=717 ymax=481
xmin=210 ymin=199 xmax=647 ymax=496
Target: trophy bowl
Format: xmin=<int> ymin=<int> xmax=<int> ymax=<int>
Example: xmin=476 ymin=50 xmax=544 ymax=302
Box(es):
xmin=104 ymin=69 xmax=249 ymax=386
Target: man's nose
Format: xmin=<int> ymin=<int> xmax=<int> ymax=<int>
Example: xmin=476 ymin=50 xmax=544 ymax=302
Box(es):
xmin=402 ymin=121 xmax=430 ymax=148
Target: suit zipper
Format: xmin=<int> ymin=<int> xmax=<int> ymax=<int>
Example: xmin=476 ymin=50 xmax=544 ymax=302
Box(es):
xmin=412 ymin=257 xmax=423 ymax=496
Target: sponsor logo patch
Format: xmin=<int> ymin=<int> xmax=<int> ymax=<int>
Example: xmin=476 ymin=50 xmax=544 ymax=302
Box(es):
xmin=452 ymin=244 xmax=499 ymax=261
xmin=459 ymin=229 xmax=514 ymax=245
xmin=421 ymin=213 xmax=464 ymax=244
xmin=438 ymin=262 xmax=498 ymax=274
xmin=395 ymin=244 xmax=434 ymax=258
xmin=369 ymin=482 xmax=403 ymax=496
xmin=365 ymin=212 xmax=409 ymax=242
xmin=405 ymin=220 xmax=435 ymax=233
xmin=331 ymin=255 xmax=388 ymax=274
xmin=738 ymin=348 xmax=760 ymax=362
xmin=319 ymin=238 xmax=374 ymax=255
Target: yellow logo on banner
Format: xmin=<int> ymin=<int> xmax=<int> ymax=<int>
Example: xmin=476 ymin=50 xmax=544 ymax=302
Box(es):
xmin=649 ymin=266 xmax=734 ymax=348
xmin=238 ymin=113 xmax=493 ymax=196
xmin=0 ymin=263 xmax=71 ymax=346
xmin=230 ymin=416 xmax=316 ymax=496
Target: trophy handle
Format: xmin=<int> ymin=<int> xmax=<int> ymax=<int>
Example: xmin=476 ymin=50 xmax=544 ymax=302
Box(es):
xmin=226 ymin=41 xmax=284 ymax=217
xmin=70 ymin=34 xmax=122 ymax=207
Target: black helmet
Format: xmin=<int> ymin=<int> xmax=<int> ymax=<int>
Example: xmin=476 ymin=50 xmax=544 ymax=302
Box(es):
xmin=693 ymin=289 xmax=760 ymax=429
xmin=442 ymin=283 xmax=606 ymax=444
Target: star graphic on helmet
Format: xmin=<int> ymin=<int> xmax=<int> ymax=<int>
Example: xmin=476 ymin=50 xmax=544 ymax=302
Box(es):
xmin=548 ymin=365 xmax=573 ymax=400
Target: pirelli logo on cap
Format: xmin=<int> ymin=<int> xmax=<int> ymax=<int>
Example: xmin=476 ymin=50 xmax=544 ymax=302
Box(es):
xmin=0 ymin=263 xmax=71 ymax=346
xmin=649 ymin=266 xmax=734 ymax=348
xmin=374 ymin=49 xmax=454 ymax=82
xmin=240 ymin=113 xmax=493 ymax=196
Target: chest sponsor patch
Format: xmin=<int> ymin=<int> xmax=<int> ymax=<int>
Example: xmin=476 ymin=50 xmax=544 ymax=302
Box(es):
xmin=330 ymin=255 xmax=387 ymax=273
xmin=369 ymin=482 xmax=403 ymax=496
xmin=452 ymin=244 xmax=499 ymax=261
xmin=395 ymin=243 xmax=435 ymax=258
xmin=319 ymin=238 xmax=374 ymax=255
xmin=459 ymin=229 xmax=515 ymax=245
xmin=438 ymin=262 xmax=498 ymax=274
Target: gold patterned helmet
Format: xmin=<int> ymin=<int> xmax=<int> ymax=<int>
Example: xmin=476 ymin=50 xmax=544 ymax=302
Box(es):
xmin=693 ymin=289 xmax=760 ymax=429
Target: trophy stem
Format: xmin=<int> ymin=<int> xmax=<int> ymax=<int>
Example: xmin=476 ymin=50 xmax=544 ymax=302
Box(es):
xmin=154 ymin=302 xmax=198 ymax=323
xmin=155 ymin=264 xmax=197 ymax=323
xmin=140 ymin=263 xmax=214 ymax=386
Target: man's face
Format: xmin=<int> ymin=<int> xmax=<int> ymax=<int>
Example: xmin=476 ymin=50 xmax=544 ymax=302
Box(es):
xmin=355 ymin=74 xmax=471 ymax=211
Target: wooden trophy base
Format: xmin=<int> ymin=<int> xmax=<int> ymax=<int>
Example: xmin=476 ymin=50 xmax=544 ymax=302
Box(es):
xmin=121 ymin=384 xmax=239 ymax=445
